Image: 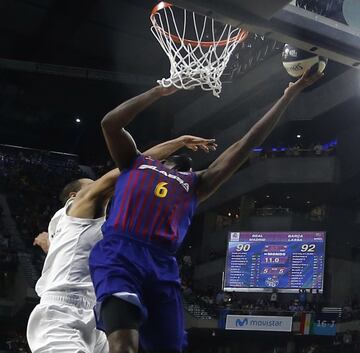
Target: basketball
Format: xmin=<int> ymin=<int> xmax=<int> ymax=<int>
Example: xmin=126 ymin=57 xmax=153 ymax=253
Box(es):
xmin=282 ymin=44 xmax=328 ymax=77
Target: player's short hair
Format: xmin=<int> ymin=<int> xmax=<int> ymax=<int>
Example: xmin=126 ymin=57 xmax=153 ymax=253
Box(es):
xmin=59 ymin=179 xmax=83 ymax=205
xmin=166 ymin=155 xmax=193 ymax=172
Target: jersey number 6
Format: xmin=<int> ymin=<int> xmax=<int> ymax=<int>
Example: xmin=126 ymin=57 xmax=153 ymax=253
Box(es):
xmin=154 ymin=182 xmax=168 ymax=198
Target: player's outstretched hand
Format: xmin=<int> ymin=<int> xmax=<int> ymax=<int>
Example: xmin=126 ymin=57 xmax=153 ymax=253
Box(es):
xmin=180 ymin=135 xmax=217 ymax=153
xmin=156 ymin=85 xmax=178 ymax=97
xmin=33 ymin=231 xmax=50 ymax=253
xmin=285 ymin=69 xmax=324 ymax=96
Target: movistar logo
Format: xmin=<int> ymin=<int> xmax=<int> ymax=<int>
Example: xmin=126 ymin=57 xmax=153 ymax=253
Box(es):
xmin=227 ymin=315 xmax=292 ymax=332
xmin=236 ymin=318 xmax=248 ymax=327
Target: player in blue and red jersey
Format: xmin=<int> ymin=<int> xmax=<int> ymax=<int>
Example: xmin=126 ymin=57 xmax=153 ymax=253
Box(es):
xmin=89 ymin=69 xmax=323 ymax=353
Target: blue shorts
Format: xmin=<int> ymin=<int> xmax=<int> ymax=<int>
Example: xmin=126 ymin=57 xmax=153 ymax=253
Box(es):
xmin=89 ymin=235 xmax=187 ymax=352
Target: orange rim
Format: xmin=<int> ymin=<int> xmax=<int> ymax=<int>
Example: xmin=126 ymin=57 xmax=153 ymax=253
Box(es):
xmin=150 ymin=2 xmax=249 ymax=48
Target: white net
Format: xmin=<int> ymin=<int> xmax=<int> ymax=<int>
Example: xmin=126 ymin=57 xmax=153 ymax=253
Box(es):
xmin=150 ymin=2 xmax=248 ymax=97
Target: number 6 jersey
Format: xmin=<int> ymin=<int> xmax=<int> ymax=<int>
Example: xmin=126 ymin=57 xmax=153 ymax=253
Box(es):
xmin=102 ymin=154 xmax=198 ymax=253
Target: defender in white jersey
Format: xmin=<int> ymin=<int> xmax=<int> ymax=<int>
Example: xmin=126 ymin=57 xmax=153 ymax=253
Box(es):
xmin=27 ymin=178 xmax=109 ymax=353
xmin=26 ymin=135 xmax=216 ymax=353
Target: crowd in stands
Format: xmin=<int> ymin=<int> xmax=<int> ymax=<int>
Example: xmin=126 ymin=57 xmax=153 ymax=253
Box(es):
xmin=182 ymin=283 xmax=322 ymax=319
xmin=252 ymin=204 xmax=327 ymax=221
xmin=0 ymin=207 xmax=17 ymax=270
xmin=214 ymin=204 xmax=328 ymax=234
xmin=0 ymin=205 xmax=18 ymax=298
xmin=179 ymin=253 xmax=360 ymax=324
xmin=250 ymin=141 xmax=337 ymax=161
xmin=298 ymin=328 xmax=360 ymax=353
xmin=212 ymin=288 xmax=325 ymax=318
xmin=0 ymin=145 xmax=83 ymax=276
xmin=0 ymin=334 xmax=29 ymax=353
xmin=0 ymin=146 xmax=95 ymax=352
xmin=91 ymin=160 xmax=114 ymax=178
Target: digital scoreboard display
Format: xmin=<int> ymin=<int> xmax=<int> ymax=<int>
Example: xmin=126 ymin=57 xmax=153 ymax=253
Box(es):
xmin=224 ymin=232 xmax=325 ymax=293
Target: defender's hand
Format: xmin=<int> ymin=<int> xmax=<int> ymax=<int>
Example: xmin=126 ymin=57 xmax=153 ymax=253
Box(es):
xmin=180 ymin=135 xmax=217 ymax=153
xmin=33 ymin=232 xmax=50 ymax=253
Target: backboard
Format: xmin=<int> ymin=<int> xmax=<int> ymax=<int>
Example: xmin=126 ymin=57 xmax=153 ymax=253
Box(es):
xmin=171 ymin=0 xmax=360 ymax=69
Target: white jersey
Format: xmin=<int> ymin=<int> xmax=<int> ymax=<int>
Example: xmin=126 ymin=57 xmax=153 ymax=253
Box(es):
xmin=35 ymin=199 xmax=105 ymax=301
xmin=47 ymin=207 xmax=64 ymax=244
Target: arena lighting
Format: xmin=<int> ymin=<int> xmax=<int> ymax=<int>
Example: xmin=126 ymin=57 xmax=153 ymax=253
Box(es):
xmin=306 ymin=201 xmax=311 ymax=204
xmin=228 ymin=212 xmax=232 ymax=216
xmin=286 ymin=195 xmax=291 ymax=199
xmin=266 ymin=195 xmax=270 ymax=198
xmin=296 ymin=134 xmax=302 ymax=139
xmin=75 ymin=118 xmax=81 ymax=123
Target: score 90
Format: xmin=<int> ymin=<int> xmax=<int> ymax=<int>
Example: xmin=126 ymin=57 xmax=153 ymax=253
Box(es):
xmin=236 ymin=244 xmax=251 ymax=252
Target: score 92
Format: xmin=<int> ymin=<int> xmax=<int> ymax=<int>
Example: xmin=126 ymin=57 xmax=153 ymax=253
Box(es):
xmin=301 ymin=244 xmax=316 ymax=252
xmin=236 ymin=244 xmax=251 ymax=252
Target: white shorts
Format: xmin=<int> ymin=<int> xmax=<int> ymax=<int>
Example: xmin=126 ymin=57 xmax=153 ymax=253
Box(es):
xmin=27 ymin=293 xmax=108 ymax=353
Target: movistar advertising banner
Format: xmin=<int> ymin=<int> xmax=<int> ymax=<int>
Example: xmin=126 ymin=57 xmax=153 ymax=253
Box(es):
xmin=225 ymin=315 xmax=293 ymax=332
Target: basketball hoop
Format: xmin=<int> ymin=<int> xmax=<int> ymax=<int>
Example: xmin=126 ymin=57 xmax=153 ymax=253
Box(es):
xmin=150 ymin=2 xmax=249 ymax=97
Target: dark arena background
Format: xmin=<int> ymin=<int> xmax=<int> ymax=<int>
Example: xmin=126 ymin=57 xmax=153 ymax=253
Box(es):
xmin=1 ymin=0 xmax=360 ymax=352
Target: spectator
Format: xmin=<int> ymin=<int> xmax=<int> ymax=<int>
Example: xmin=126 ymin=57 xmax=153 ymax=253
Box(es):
xmin=313 ymin=142 xmax=323 ymax=156
xmin=181 ymin=281 xmax=193 ymax=297
xmin=299 ymin=289 xmax=307 ymax=306
xmin=216 ymin=290 xmax=225 ymax=306
xmin=293 ymin=144 xmax=301 ymax=157
xmin=307 ymin=288 xmax=314 ymax=306
xmin=314 ymin=289 xmax=322 ymax=313
xmin=183 ymin=254 xmax=192 ymax=266
xmin=343 ymin=301 xmax=353 ymax=320
xmin=307 ymin=345 xmax=319 ymax=353
xmin=332 ymin=335 xmax=341 ymax=353
xmin=343 ymin=331 xmax=353 ymax=353
xmin=270 ymin=288 xmax=278 ymax=307
xmin=180 ymin=254 xmax=194 ymax=283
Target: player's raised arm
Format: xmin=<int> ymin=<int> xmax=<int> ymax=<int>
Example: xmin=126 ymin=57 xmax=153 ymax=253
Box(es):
xmin=196 ymin=70 xmax=324 ymax=203
xmin=101 ymin=85 xmax=178 ymax=170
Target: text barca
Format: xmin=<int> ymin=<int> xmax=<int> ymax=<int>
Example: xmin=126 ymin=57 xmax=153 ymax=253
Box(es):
xmin=138 ymin=165 xmax=190 ymax=192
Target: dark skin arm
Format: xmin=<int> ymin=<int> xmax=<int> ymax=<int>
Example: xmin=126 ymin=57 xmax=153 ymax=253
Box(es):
xmin=67 ymin=135 xmax=216 ymax=219
xmin=196 ymin=70 xmax=324 ymax=203
xmin=101 ymin=85 xmax=178 ymax=170
xmin=144 ymin=135 xmax=217 ymax=159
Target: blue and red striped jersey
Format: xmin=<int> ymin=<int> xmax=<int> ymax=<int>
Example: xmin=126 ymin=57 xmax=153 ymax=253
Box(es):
xmin=102 ymin=154 xmax=198 ymax=252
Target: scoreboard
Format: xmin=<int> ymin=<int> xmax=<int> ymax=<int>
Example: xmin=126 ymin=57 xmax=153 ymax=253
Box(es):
xmin=224 ymin=231 xmax=326 ymax=293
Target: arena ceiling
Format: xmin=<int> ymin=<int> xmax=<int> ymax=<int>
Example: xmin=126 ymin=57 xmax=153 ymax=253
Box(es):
xmin=0 ymin=0 xmax=210 ymax=160
xmin=0 ymin=0 xmax=167 ymax=75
